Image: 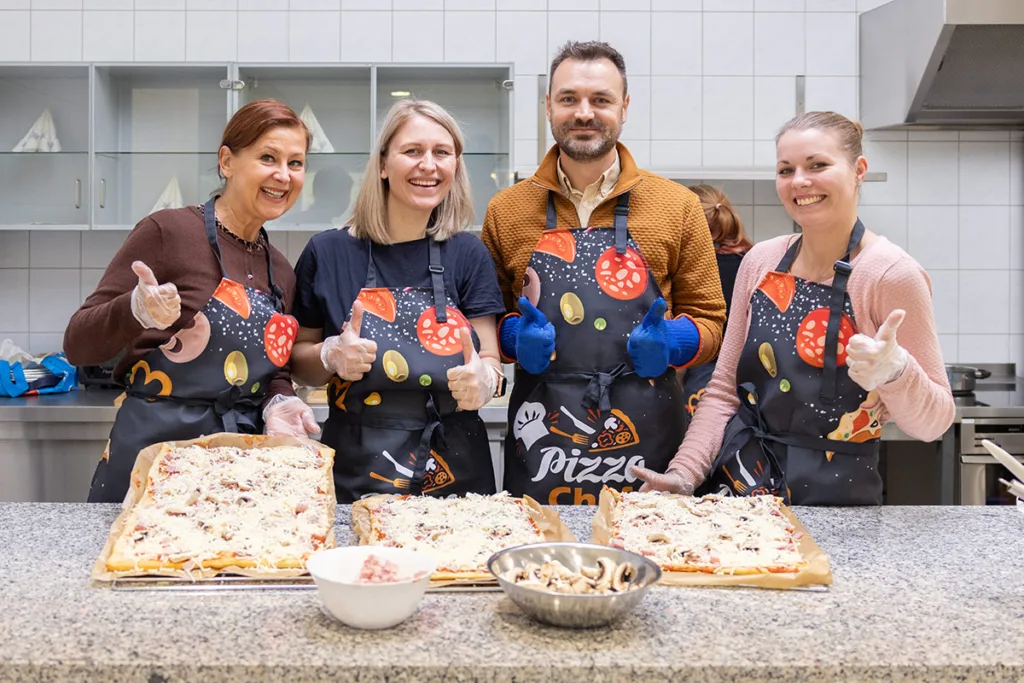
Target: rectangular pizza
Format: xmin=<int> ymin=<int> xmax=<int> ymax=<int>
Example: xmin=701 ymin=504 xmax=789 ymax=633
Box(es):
xmin=102 ymin=440 xmax=335 ymax=577
xmin=351 ymin=492 xmax=572 ymax=583
xmin=595 ymin=487 xmax=831 ymax=583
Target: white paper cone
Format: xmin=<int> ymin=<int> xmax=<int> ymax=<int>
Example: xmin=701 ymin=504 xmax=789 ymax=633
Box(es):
xmin=299 ymin=104 xmax=335 ymax=154
xmin=150 ymin=176 xmax=184 ymax=214
xmin=13 ymin=108 xmax=63 ymax=153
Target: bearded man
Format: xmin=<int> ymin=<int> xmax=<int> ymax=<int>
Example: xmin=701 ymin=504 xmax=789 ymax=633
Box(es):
xmin=481 ymin=40 xmax=726 ymax=504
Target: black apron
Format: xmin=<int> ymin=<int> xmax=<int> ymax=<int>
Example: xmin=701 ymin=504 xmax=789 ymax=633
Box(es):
xmin=503 ymin=191 xmax=685 ymax=505
xmin=322 ymin=237 xmax=496 ymax=503
xmin=88 ymin=197 xmax=294 ymax=503
xmin=698 ymin=221 xmax=883 ymax=506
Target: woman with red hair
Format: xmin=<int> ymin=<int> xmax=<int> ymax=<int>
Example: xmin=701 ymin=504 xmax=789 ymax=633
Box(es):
xmin=66 ymin=99 xmax=319 ymax=503
xmin=680 ymin=184 xmax=753 ymax=425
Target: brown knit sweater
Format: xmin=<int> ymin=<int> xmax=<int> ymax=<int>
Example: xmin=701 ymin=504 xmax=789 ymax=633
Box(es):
xmin=481 ymin=143 xmax=726 ymax=366
xmin=63 ymin=206 xmax=296 ymax=404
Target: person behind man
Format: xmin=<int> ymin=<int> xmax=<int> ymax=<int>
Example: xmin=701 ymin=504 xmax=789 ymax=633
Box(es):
xmin=482 ymin=41 xmax=726 ymax=505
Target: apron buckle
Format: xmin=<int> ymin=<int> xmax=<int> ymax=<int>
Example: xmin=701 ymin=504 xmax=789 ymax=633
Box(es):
xmin=833 ymin=259 xmax=853 ymax=276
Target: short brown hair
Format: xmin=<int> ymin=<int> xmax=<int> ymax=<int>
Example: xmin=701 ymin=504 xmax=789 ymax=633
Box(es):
xmin=775 ymin=111 xmax=864 ymax=165
xmin=688 ymin=184 xmax=752 ymax=256
xmin=348 ymin=99 xmax=474 ymax=245
xmin=217 ymin=99 xmax=311 ymax=183
xmin=549 ymin=41 xmax=628 ymax=96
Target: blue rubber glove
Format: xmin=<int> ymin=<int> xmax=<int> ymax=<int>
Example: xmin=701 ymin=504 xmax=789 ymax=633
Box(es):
xmin=499 ymin=297 xmax=556 ymax=375
xmin=627 ymin=298 xmax=700 ymax=378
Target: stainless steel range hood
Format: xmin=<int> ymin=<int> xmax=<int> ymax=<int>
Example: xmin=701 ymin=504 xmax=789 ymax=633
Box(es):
xmin=860 ymin=0 xmax=1024 ymax=129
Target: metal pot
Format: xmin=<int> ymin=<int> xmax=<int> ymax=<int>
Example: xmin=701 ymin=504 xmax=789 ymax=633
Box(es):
xmin=945 ymin=365 xmax=991 ymax=394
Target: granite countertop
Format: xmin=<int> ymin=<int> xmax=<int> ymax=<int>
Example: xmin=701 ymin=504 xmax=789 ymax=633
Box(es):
xmin=1 ymin=503 xmax=1022 ymax=682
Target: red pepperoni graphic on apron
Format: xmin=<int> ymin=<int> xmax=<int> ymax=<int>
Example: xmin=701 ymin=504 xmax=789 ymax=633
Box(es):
xmin=357 ymin=288 xmax=397 ymax=323
xmin=757 ymin=271 xmax=796 ymax=313
xmin=264 ymin=312 xmax=298 ymax=367
xmin=536 ymin=229 xmax=576 ymax=263
xmin=416 ymin=306 xmax=471 ymax=356
xmin=796 ymin=307 xmax=856 ymax=368
xmin=212 ymin=279 xmax=251 ymax=319
xmin=595 ymin=246 xmax=648 ymax=300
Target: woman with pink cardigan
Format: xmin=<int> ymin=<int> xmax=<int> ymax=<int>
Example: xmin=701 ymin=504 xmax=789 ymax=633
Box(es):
xmin=631 ymin=111 xmax=955 ymax=505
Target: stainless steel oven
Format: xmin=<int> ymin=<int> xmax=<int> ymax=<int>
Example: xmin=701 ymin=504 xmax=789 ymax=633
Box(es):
xmin=959 ymin=418 xmax=1024 ymax=505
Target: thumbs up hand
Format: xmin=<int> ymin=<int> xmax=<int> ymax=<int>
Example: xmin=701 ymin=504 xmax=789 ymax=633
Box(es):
xmin=319 ymin=299 xmax=378 ymax=381
xmin=512 ymin=297 xmax=556 ymax=375
xmin=846 ymin=309 xmax=910 ymax=391
xmin=627 ymin=298 xmax=671 ymax=378
xmin=627 ymin=298 xmax=701 ymax=378
xmin=130 ymin=260 xmax=181 ymax=330
xmin=446 ymin=327 xmax=496 ymax=411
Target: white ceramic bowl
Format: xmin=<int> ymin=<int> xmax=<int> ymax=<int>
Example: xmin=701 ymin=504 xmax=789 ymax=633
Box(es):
xmin=306 ymin=546 xmax=435 ymax=630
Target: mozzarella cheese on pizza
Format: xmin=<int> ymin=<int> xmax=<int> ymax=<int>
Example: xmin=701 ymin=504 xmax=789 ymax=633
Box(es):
xmin=358 ymin=492 xmax=546 ymax=578
xmin=605 ymin=489 xmax=806 ymax=574
xmin=106 ymin=443 xmax=334 ymax=573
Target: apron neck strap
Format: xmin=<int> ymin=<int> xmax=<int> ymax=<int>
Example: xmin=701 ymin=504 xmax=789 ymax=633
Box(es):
xmin=364 ymin=237 xmax=448 ymax=323
xmin=428 ymin=237 xmax=447 ymax=323
xmin=203 ymin=196 xmax=283 ymax=311
xmin=543 ymin=190 xmax=631 ymax=254
xmin=777 ymin=219 xmax=865 ymax=403
xmin=613 ymin=191 xmax=630 ymax=254
xmin=544 ymin=192 xmax=558 ymax=230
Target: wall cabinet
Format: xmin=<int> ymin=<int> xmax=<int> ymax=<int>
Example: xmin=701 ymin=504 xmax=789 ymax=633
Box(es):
xmin=0 ymin=62 xmax=514 ymax=232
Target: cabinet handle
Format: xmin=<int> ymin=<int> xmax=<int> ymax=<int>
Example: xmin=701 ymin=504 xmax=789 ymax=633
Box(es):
xmin=100 ymin=179 xmax=106 ymax=209
xmin=74 ymin=179 xmax=81 ymax=209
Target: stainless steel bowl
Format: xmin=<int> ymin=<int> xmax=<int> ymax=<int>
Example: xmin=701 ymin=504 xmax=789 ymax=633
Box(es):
xmin=487 ymin=542 xmax=661 ymax=629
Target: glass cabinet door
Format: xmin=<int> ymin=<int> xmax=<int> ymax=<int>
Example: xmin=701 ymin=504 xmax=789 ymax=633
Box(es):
xmin=0 ymin=65 xmax=90 ymax=229
xmin=92 ymin=65 xmax=230 ymax=230
xmin=375 ymin=65 xmax=514 ymax=227
xmin=237 ymin=65 xmax=372 ymax=232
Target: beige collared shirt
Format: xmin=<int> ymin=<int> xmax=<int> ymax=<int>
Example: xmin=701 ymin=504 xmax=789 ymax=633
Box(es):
xmin=555 ymin=153 xmax=621 ymax=228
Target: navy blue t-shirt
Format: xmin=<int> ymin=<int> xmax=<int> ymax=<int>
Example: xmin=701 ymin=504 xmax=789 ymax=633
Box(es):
xmin=293 ymin=227 xmax=506 ymax=337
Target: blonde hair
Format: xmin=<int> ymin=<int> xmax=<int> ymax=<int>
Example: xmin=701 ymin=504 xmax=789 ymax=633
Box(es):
xmin=348 ymin=99 xmax=474 ymax=244
xmin=688 ymin=184 xmax=752 ymax=255
xmin=775 ymin=111 xmax=865 ymax=165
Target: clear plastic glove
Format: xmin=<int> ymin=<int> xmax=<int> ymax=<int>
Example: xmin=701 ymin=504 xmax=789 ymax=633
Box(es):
xmin=130 ymin=260 xmax=181 ymax=330
xmin=319 ymin=300 xmax=377 ymax=381
xmin=263 ymin=394 xmax=321 ymax=437
xmin=846 ymin=309 xmax=909 ymax=391
xmin=628 ymin=465 xmax=694 ymax=494
xmin=446 ymin=327 xmax=496 ymax=411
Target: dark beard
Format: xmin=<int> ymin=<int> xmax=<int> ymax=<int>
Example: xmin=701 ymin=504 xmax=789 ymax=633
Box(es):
xmin=553 ymin=119 xmax=619 ymax=162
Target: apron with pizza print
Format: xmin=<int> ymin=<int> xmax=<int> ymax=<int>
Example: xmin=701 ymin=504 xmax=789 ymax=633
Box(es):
xmin=504 ymin=190 xmax=684 ymax=506
xmin=88 ymin=196 xmax=297 ymax=503
xmin=323 ymin=238 xmax=496 ymax=503
xmin=698 ymin=221 xmax=883 ymax=506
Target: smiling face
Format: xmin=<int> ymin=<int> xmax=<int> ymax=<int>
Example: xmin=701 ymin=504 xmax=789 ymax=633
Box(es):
xmin=219 ymin=125 xmax=307 ymax=223
xmin=547 ymin=58 xmax=629 ymax=163
xmin=381 ymin=113 xmax=457 ymax=218
xmin=775 ymin=127 xmax=867 ymax=229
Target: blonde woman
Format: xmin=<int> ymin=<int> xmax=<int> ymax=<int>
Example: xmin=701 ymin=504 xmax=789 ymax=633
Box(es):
xmin=290 ymin=99 xmax=506 ymax=502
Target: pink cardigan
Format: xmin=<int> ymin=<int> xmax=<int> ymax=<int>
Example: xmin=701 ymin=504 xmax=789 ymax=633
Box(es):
xmin=667 ymin=234 xmax=956 ymax=490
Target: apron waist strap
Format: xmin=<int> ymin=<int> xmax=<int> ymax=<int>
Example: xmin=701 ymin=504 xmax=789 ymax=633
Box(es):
xmin=545 ymin=363 xmax=632 ymax=413
xmin=124 ymin=386 xmax=263 ymax=433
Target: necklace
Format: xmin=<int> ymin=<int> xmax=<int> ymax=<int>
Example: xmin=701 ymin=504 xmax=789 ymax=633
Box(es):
xmin=199 ymin=205 xmax=264 ymax=252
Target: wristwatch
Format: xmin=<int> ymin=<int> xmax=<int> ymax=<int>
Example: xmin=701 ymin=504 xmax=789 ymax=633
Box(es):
xmin=491 ymin=364 xmax=507 ymax=398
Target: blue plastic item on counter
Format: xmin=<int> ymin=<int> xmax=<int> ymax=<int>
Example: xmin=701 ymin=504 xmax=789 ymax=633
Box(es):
xmin=0 ymin=353 xmax=77 ymax=398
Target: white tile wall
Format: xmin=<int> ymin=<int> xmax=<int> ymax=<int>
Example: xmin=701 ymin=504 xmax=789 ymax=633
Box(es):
xmin=651 ymin=13 xmax=700 ymax=76
xmin=4 ymin=0 xmax=1021 ymax=367
xmin=444 ymin=11 xmax=496 ymax=62
xmin=289 ymin=11 xmax=340 ymax=63
xmin=0 ymin=11 xmax=31 ymax=60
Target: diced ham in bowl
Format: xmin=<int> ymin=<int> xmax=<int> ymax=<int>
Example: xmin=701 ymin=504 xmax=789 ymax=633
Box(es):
xmin=307 ymin=546 xmax=435 ymax=630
